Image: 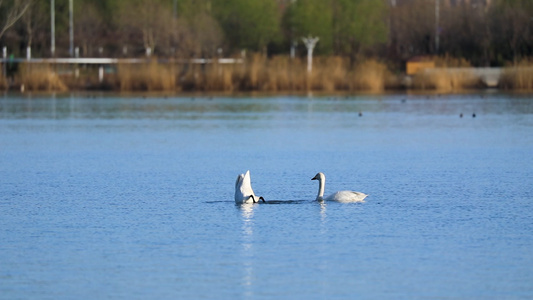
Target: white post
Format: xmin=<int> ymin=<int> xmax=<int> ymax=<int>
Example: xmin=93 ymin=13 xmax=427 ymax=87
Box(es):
xmin=26 ymin=47 xmax=31 ymax=60
xmin=302 ymin=36 xmax=319 ymax=73
xmin=146 ymin=47 xmax=151 ymax=57
xmin=99 ymin=66 xmax=104 ymax=83
xmin=75 ymin=47 xmax=79 ymax=79
xmin=2 ymin=47 xmax=6 ymax=77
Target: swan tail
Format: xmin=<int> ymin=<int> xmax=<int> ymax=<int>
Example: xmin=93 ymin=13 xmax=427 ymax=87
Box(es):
xmin=241 ymin=170 xmax=256 ymax=196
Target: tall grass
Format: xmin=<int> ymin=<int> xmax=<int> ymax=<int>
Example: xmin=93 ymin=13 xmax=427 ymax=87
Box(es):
xmin=176 ymin=55 xmax=392 ymax=92
xmin=117 ymin=60 xmax=176 ymax=91
xmin=18 ymin=63 xmax=68 ymax=92
xmin=5 ymin=56 xmax=393 ymax=92
xmin=351 ymin=59 xmax=392 ymax=92
xmin=10 ymin=55 xmax=533 ymax=92
xmin=412 ymin=69 xmax=479 ymax=91
xmin=0 ymin=75 xmax=7 ymax=90
xmin=227 ymin=55 xmax=391 ymax=93
xmin=411 ymin=56 xmax=479 ymax=91
xmin=500 ymin=60 xmax=533 ymax=90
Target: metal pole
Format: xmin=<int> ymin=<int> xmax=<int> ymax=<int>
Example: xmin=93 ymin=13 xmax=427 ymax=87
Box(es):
xmin=69 ymin=0 xmax=74 ymax=57
xmin=51 ymin=0 xmax=55 ymax=57
xmin=435 ymin=0 xmax=439 ymax=53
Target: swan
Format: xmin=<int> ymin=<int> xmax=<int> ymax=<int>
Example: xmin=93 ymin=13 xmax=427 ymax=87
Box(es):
xmin=311 ymin=172 xmax=367 ymax=203
xmin=235 ymin=170 xmax=265 ymax=204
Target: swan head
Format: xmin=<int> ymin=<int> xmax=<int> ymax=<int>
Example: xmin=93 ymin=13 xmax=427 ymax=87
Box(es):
xmin=311 ymin=172 xmax=325 ymax=181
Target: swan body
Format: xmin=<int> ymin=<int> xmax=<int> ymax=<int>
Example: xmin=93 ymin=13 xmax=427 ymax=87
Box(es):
xmin=311 ymin=172 xmax=367 ymax=203
xmin=235 ymin=170 xmax=265 ymax=204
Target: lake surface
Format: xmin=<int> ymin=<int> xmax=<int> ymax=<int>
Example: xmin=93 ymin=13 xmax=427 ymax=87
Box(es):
xmin=1 ymin=92 xmax=532 ymax=299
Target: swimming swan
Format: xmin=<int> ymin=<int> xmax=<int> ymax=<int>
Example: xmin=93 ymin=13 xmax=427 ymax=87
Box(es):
xmin=311 ymin=172 xmax=367 ymax=203
xmin=235 ymin=170 xmax=265 ymax=204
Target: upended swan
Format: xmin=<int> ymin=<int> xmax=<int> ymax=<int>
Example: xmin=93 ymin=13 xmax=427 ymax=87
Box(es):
xmin=311 ymin=172 xmax=367 ymax=203
xmin=235 ymin=170 xmax=265 ymax=204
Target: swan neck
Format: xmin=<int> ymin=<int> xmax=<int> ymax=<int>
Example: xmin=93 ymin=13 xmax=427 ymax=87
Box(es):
xmin=316 ymin=177 xmax=325 ymax=201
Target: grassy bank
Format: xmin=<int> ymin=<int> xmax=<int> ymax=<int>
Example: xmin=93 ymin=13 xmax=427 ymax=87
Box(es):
xmin=2 ymin=55 xmax=533 ymax=93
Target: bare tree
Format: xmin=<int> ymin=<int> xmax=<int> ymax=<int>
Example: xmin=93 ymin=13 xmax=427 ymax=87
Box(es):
xmin=0 ymin=0 xmax=31 ymax=39
xmin=75 ymin=2 xmax=105 ymax=57
xmin=116 ymin=0 xmax=174 ymax=56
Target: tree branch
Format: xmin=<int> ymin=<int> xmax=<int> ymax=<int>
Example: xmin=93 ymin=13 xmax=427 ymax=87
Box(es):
xmin=0 ymin=0 xmax=31 ymax=39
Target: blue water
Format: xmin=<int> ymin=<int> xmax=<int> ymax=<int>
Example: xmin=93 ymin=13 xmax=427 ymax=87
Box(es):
xmin=1 ymin=93 xmax=532 ymax=299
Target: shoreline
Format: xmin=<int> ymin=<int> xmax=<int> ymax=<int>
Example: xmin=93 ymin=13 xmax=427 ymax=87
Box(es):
xmin=2 ymin=57 xmax=533 ymax=94
xmin=2 ymin=87 xmax=529 ymax=99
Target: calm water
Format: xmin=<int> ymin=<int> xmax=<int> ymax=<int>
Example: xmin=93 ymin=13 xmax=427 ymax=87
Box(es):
xmin=1 ymin=92 xmax=532 ymax=299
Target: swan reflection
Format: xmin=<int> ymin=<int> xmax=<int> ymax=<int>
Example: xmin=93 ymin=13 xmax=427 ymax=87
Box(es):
xmin=320 ymin=201 xmax=327 ymax=222
xmin=239 ymin=203 xmax=257 ymax=296
xmin=241 ymin=203 xmax=255 ymax=238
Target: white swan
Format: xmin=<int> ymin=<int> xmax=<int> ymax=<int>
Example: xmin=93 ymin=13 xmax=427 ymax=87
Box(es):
xmin=235 ymin=170 xmax=265 ymax=204
xmin=311 ymin=172 xmax=367 ymax=203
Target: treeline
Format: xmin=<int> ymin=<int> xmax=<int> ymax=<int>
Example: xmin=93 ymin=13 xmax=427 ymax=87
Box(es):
xmin=0 ymin=0 xmax=532 ymax=67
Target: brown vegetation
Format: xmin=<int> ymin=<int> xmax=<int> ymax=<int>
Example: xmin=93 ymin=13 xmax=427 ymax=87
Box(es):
xmin=116 ymin=61 xmax=176 ymax=91
xmin=0 ymin=75 xmax=7 ymax=90
xmin=500 ymin=60 xmax=533 ymax=90
xmin=18 ymin=64 xmax=68 ymax=92
xmin=7 ymin=55 xmax=533 ymax=93
xmin=109 ymin=55 xmax=394 ymax=93
xmin=410 ymin=56 xmax=480 ymax=91
xmin=412 ymin=69 xmax=479 ymax=91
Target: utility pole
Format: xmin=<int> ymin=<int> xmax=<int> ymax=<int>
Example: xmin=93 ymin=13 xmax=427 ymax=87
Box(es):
xmin=69 ymin=0 xmax=73 ymax=57
xmin=51 ymin=0 xmax=55 ymax=57
xmin=435 ymin=0 xmax=440 ymax=53
xmin=302 ymin=36 xmax=319 ymax=73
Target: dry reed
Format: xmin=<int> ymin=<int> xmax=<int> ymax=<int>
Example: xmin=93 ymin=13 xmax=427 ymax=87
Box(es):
xmin=412 ymin=69 xmax=479 ymax=91
xmin=500 ymin=60 xmax=533 ymax=90
xmin=0 ymin=75 xmax=7 ymax=90
xmin=310 ymin=57 xmax=348 ymax=91
xmin=351 ymin=59 xmax=391 ymax=92
xmin=9 ymin=55 xmax=396 ymax=92
xmin=117 ymin=60 xmax=176 ymax=91
xmin=203 ymin=62 xmax=235 ymax=91
xmin=411 ymin=56 xmax=479 ymax=92
xmin=232 ymin=55 xmax=392 ymax=92
xmin=18 ymin=63 xmax=68 ymax=92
